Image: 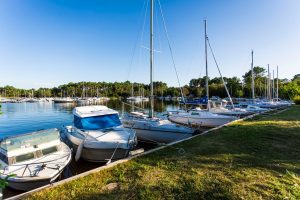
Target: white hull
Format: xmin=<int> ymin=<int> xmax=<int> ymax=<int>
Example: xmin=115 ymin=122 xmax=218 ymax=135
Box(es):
xmin=122 ymin=116 xmax=194 ymax=144
xmin=53 ymin=98 xmax=74 ymax=103
xmin=2 ymin=142 xmax=72 ymax=191
xmin=132 ymin=128 xmax=193 ymax=144
xmin=168 ymin=113 xmax=236 ymax=128
xmin=68 ymin=142 xmax=130 ymax=162
xmin=64 ymin=126 xmax=136 ymax=162
xmin=210 ymin=110 xmax=253 ymax=116
xmin=7 ymin=166 xmax=65 ymax=191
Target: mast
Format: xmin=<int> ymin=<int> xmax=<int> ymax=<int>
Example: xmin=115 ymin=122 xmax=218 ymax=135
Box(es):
xmin=149 ymin=0 xmax=154 ymax=118
xmin=267 ymin=64 xmax=270 ymax=100
xmin=204 ymin=19 xmax=209 ymax=109
xmin=251 ymin=50 xmax=255 ymax=101
xmin=276 ymin=66 xmax=279 ymax=101
xmin=272 ymin=70 xmax=275 ymax=100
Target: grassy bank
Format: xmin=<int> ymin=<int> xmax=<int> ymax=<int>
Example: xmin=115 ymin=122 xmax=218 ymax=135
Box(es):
xmin=27 ymin=106 xmax=300 ymax=200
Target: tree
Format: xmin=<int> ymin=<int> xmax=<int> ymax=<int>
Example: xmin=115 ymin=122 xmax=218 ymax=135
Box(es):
xmin=292 ymin=74 xmax=300 ymax=85
xmin=242 ymin=66 xmax=266 ymax=98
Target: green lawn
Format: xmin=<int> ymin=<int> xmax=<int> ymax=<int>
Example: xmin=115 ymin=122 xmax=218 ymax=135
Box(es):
xmin=27 ymin=106 xmax=300 ymax=200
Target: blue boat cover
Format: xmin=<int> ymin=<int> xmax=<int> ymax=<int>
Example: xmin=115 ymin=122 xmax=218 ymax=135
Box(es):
xmin=180 ymin=97 xmax=208 ymax=105
xmin=74 ymin=114 xmax=121 ymax=130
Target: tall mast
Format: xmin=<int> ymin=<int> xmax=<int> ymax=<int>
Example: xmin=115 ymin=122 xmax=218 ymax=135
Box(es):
xmin=276 ymin=66 xmax=279 ymax=101
xmin=265 ymin=79 xmax=267 ymax=98
xmin=149 ymin=0 xmax=154 ymax=118
xmin=251 ymin=50 xmax=255 ymax=100
xmin=267 ymin=64 xmax=270 ymax=100
xmin=272 ymin=70 xmax=275 ymax=99
xmin=204 ymin=20 xmax=209 ymax=108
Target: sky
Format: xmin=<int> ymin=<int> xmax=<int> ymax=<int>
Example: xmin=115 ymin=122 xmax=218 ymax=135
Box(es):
xmin=0 ymin=0 xmax=299 ymax=89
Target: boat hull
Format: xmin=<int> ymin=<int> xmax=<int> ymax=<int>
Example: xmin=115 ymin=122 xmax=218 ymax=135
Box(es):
xmin=133 ymin=128 xmax=193 ymax=144
xmin=64 ymin=129 xmax=134 ymax=163
xmin=7 ymin=168 xmax=64 ymax=191
xmin=168 ymin=115 xmax=235 ymax=128
xmin=6 ymin=150 xmax=72 ymax=191
xmin=122 ymin=118 xmax=194 ymax=144
xmin=69 ymin=142 xmax=130 ymax=163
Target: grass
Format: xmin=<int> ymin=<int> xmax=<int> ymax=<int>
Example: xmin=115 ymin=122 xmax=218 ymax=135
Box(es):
xmin=26 ymin=106 xmax=300 ymax=200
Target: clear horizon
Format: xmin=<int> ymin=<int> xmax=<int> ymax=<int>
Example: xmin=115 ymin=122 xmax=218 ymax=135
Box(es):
xmin=0 ymin=0 xmax=299 ymax=89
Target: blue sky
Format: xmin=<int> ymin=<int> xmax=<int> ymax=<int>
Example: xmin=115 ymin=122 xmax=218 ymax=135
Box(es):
xmin=0 ymin=0 xmax=299 ymax=89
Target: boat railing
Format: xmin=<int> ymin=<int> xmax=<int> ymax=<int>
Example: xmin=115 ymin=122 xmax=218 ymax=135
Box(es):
xmin=3 ymin=153 xmax=71 ymax=177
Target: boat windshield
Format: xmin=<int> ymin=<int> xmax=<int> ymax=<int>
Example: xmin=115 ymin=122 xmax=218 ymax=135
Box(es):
xmin=0 ymin=129 xmax=60 ymax=152
xmin=74 ymin=114 xmax=122 ymax=130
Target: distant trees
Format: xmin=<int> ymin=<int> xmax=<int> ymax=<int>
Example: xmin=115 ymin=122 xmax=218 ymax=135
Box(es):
xmin=279 ymin=81 xmax=300 ymax=99
xmin=0 ymin=67 xmax=299 ymax=100
xmin=242 ymin=66 xmax=267 ymax=98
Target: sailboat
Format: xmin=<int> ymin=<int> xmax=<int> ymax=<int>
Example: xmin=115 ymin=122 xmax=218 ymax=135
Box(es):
xmin=77 ymin=87 xmax=92 ymax=105
xmin=121 ymin=0 xmax=195 ymax=144
xmin=168 ymin=20 xmax=237 ymax=127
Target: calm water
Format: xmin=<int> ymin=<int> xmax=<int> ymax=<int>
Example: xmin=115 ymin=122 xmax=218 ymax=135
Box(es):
xmin=0 ymin=100 xmax=180 ymax=138
xmin=1 ymin=100 xmax=181 ymax=198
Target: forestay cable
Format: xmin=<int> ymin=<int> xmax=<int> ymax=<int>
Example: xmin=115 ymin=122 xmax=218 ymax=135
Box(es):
xmin=206 ymin=37 xmax=235 ymax=108
xmin=127 ymin=0 xmax=150 ymax=81
xmin=157 ymin=0 xmax=186 ymax=105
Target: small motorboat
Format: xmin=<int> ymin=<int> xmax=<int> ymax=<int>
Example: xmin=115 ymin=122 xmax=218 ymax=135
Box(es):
xmin=0 ymin=129 xmax=72 ymax=191
xmin=63 ymin=106 xmax=137 ymax=163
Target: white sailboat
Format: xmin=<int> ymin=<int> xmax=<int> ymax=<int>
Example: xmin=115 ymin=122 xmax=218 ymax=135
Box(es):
xmin=169 ymin=20 xmax=237 ymax=127
xmin=208 ymin=102 xmax=253 ymax=116
xmin=53 ymin=97 xmax=74 ymax=103
xmin=0 ymin=129 xmax=72 ymax=191
xmin=122 ymin=0 xmax=195 ymax=144
xmin=63 ymin=106 xmax=137 ymax=162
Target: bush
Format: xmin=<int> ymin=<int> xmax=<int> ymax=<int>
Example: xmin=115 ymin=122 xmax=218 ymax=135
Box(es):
xmin=293 ymin=95 xmax=300 ymax=105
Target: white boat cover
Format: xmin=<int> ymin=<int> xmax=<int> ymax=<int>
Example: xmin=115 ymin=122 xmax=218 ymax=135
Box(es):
xmin=73 ymin=106 xmax=118 ymax=118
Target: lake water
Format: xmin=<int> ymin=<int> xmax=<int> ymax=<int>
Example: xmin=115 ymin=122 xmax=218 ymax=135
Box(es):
xmin=1 ymin=100 xmax=181 ymax=198
xmin=0 ymin=100 xmax=181 ymax=138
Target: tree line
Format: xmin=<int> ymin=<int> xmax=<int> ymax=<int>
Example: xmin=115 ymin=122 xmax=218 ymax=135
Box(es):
xmin=1 ymin=67 xmax=299 ymax=100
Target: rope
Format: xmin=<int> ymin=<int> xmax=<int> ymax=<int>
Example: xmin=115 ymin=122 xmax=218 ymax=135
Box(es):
xmin=3 ymin=153 xmax=71 ymax=177
xmin=138 ymin=133 xmax=186 ymax=155
xmin=7 ymin=153 xmax=70 ymax=167
xmin=206 ymin=37 xmax=235 ymax=109
xmin=126 ymin=0 xmax=149 ymax=81
xmin=157 ymin=0 xmax=186 ymax=108
xmin=122 ymin=101 xmax=149 ymax=113
xmin=106 ymin=142 xmax=120 ymax=165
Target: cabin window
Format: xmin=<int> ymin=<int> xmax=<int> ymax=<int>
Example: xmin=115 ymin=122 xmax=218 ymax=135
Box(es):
xmin=15 ymin=153 xmax=35 ymax=163
xmin=191 ymin=112 xmax=199 ymax=115
xmin=42 ymin=146 xmax=58 ymax=155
